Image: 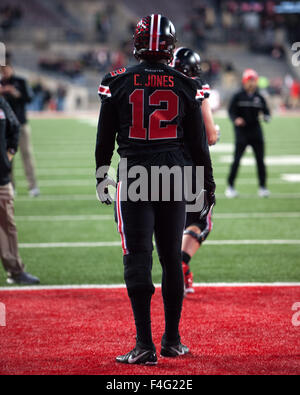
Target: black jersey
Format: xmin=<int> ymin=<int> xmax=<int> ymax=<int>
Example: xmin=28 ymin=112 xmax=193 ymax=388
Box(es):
xmin=229 ymin=88 xmax=270 ymax=127
xmin=0 ymin=75 xmax=33 ymax=125
xmin=95 ymin=61 xmax=215 ymax=193
xmin=0 ymin=97 xmax=20 ymax=185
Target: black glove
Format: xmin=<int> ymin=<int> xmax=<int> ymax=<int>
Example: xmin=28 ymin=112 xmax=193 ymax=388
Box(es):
xmin=207 ymin=190 xmax=216 ymax=208
xmin=199 ymin=190 xmax=216 ymax=221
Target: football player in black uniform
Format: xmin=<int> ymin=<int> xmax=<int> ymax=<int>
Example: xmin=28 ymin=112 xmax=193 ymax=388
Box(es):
xmin=95 ymin=15 xmax=215 ymax=365
xmin=226 ymin=68 xmax=271 ymax=198
xmin=173 ymin=47 xmax=219 ymax=294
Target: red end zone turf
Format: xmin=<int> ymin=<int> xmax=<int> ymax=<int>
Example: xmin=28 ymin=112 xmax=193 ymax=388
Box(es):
xmin=0 ymin=286 xmax=300 ymax=375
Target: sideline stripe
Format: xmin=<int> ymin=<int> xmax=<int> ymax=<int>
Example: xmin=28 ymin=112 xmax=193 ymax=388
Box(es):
xmin=18 ymin=240 xmax=300 ymax=248
xmin=1 ymin=282 xmax=299 ymax=292
xmin=14 ymin=212 xmax=300 ymax=222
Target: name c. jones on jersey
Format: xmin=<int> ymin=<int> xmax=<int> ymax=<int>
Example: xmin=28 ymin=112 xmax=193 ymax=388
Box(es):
xmin=134 ymin=73 xmax=175 ymax=88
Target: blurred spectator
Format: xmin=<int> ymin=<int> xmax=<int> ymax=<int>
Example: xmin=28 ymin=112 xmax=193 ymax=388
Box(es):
xmin=290 ymin=80 xmax=300 ymax=109
xmin=29 ymin=80 xmax=52 ymax=111
xmin=95 ymin=3 xmax=115 ymax=43
xmin=201 ymin=58 xmax=222 ymax=85
xmin=95 ymin=11 xmax=111 ymax=43
xmin=39 ymin=56 xmax=83 ymax=81
xmin=56 ymin=85 xmax=67 ymax=112
xmin=216 ymin=0 xmax=297 ymax=57
xmin=0 ymin=5 xmax=22 ymax=33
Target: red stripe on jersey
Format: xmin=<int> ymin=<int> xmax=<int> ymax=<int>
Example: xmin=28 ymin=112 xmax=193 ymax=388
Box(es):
xmin=98 ymin=85 xmax=111 ymax=96
xmin=202 ymin=85 xmax=210 ymax=92
xmin=196 ymin=89 xmax=204 ymax=99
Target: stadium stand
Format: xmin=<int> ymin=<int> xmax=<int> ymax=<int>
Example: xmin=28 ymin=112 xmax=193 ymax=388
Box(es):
xmin=0 ymin=0 xmax=299 ymax=111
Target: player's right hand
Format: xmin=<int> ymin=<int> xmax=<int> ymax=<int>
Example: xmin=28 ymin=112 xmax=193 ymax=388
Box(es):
xmin=96 ymin=174 xmax=117 ymax=205
xmin=199 ymin=190 xmax=215 ymax=221
xmin=234 ymin=117 xmax=246 ymax=127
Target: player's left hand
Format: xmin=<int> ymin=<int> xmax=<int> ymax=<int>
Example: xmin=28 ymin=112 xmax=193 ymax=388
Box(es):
xmin=96 ymin=174 xmax=117 ymax=205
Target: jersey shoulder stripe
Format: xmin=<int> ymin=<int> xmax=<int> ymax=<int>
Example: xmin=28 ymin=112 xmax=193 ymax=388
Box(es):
xmin=98 ymin=67 xmax=134 ymax=100
xmin=196 ymin=89 xmax=205 ymax=100
xmin=98 ymin=84 xmax=111 ymax=97
xmin=202 ymin=84 xmax=211 ymax=99
xmin=192 ymin=77 xmax=210 ymax=101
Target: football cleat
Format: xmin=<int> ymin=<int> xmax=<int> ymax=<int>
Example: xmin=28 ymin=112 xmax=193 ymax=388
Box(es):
xmin=161 ymin=341 xmax=190 ymax=358
xmin=29 ymin=187 xmax=40 ymax=198
xmin=116 ymin=344 xmax=157 ymax=365
xmin=225 ymin=186 xmax=239 ymax=199
xmin=185 ymin=273 xmax=195 ymax=294
xmin=258 ymin=187 xmax=270 ymax=198
xmin=182 ymin=262 xmax=195 ymax=294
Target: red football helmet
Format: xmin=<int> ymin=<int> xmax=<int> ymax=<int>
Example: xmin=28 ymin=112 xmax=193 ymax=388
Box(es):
xmin=133 ymin=14 xmax=177 ymax=63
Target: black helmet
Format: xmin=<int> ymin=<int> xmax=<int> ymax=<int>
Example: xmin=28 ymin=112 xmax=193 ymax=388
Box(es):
xmin=173 ymin=47 xmax=201 ymax=77
xmin=133 ymin=14 xmax=176 ymax=63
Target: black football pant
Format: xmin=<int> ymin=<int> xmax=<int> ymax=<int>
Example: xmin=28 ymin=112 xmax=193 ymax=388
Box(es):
xmin=115 ymin=181 xmax=186 ymax=348
xmin=228 ymin=137 xmax=266 ymax=188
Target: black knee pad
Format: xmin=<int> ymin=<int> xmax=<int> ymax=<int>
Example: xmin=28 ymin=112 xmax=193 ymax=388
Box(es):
xmin=124 ymin=252 xmax=155 ymax=297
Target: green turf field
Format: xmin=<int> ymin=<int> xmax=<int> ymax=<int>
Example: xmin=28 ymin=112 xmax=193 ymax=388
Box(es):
xmin=1 ymin=115 xmax=300 ymax=286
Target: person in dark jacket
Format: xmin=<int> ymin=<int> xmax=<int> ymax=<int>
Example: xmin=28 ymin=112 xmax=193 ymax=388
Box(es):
xmin=0 ymin=94 xmax=40 ymax=285
xmin=226 ymin=68 xmax=271 ymax=198
xmin=0 ymin=63 xmax=40 ymax=197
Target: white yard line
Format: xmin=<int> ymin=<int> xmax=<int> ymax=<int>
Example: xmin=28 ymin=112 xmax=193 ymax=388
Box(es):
xmin=220 ymin=155 xmax=300 ymax=166
xmin=14 ymin=192 xmax=300 ymax=202
xmin=0 ymin=282 xmax=299 ymax=292
xmin=16 ymin=215 xmax=112 ymax=221
xmin=14 ymin=178 xmax=289 ymax=188
xmin=14 ymin=212 xmax=300 ymax=222
xmin=18 ymin=240 xmax=300 ymax=249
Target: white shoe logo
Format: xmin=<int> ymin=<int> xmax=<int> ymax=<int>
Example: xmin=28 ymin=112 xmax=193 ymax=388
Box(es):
xmin=128 ymin=351 xmax=150 ymax=364
xmin=170 ymin=346 xmax=185 ymax=355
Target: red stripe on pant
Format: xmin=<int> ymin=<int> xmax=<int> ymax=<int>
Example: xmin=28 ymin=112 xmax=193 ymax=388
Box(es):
xmin=116 ymin=182 xmax=128 ymax=255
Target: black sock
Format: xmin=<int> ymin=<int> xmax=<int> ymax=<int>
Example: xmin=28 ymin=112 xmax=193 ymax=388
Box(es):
xmin=182 ymin=251 xmax=191 ymax=275
xmin=129 ymin=292 xmax=154 ymax=349
xmin=182 ymin=251 xmax=191 ymax=265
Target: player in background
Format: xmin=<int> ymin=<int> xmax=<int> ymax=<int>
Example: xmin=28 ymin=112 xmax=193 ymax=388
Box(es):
xmin=226 ymin=69 xmax=271 ymax=198
xmin=95 ymin=15 xmax=215 ymax=365
xmin=173 ymin=47 xmax=219 ymax=294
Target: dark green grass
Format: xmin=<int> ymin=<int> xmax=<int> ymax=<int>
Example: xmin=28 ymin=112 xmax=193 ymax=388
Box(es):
xmin=0 ymin=116 xmax=300 ymax=286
